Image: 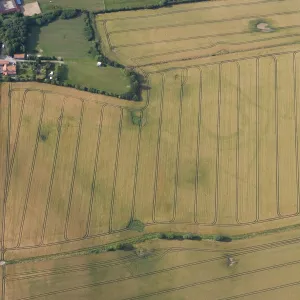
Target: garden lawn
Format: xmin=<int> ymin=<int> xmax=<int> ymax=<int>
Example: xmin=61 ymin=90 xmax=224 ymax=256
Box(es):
xmin=27 ymin=16 xmax=130 ymax=94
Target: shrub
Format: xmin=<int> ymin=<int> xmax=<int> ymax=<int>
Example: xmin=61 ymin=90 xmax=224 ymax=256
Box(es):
xmin=183 ymin=233 xmax=201 ymax=240
xmin=215 ymin=235 xmax=232 ymax=242
xmin=107 ymin=246 xmax=116 ymax=251
xmin=116 ymin=243 xmax=135 ymax=251
xmin=127 ymin=219 xmax=145 ymax=232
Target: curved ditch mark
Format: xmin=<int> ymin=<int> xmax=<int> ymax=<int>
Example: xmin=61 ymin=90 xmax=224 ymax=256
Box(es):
xmin=151 ymin=70 xmax=183 ymax=224
xmin=133 ymin=39 xmax=300 ymax=70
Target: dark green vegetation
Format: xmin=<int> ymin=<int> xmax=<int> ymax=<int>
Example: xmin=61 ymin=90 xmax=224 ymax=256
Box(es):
xmin=127 ymin=219 xmax=145 ymax=232
xmin=25 ymin=0 xmax=210 ymax=13
xmin=0 ymin=13 xmax=28 ymax=55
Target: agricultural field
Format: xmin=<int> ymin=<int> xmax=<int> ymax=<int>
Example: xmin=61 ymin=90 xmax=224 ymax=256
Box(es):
xmin=4 ymin=229 xmax=300 ymax=300
xmin=2 ymin=0 xmax=300 ymax=298
xmin=27 ymin=16 xmax=131 ymax=94
xmin=96 ymin=0 xmax=300 ymax=72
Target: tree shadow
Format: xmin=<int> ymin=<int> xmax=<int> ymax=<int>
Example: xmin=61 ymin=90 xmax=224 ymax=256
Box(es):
xmin=26 ymin=26 xmax=41 ymax=54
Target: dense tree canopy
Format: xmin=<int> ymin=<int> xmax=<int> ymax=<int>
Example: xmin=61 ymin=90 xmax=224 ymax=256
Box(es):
xmin=0 ymin=13 xmax=29 ymax=55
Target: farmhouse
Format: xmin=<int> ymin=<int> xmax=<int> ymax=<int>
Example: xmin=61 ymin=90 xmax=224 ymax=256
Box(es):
xmin=0 ymin=60 xmax=16 ymax=75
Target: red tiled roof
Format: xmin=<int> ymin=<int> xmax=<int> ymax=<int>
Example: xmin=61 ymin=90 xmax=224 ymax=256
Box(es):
xmin=0 ymin=60 xmax=9 ymax=65
xmin=14 ymin=54 xmax=25 ymax=59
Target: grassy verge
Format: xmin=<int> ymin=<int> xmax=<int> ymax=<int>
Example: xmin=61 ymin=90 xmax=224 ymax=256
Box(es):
xmin=6 ymin=223 xmax=300 ymax=265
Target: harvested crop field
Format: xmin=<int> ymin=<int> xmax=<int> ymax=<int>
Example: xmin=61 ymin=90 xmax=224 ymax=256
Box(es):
xmin=1 ymin=0 xmax=300 ymax=272
xmin=4 ymin=229 xmax=300 ymax=300
xmin=3 ymin=47 xmax=300 ymax=259
xmin=2 ymin=0 xmax=300 ymax=298
xmin=96 ymin=0 xmax=300 ymax=72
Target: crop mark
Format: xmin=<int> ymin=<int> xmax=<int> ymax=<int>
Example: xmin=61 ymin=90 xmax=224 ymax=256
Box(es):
xmin=121 ymin=260 xmax=300 ymax=300
xmin=5 ymin=90 xmax=27 ymax=196
xmin=109 ymin=108 xmax=124 ymax=232
xmin=214 ymin=64 xmax=222 ymax=225
xmin=235 ymin=62 xmax=240 ymax=225
xmin=16 ymin=92 xmax=46 ymax=248
xmin=64 ymin=100 xmax=85 ymax=240
xmin=219 ymin=280 xmax=300 ymax=300
xmin=152 ymin=73 xmax=165 ymax=223
xmin=11 ymin=237 xmax=300 ymax=300
xmin=101 ymin=0 xmax=270 ymax=22
xmin=194 ymin=68 xmax=202 ymax=224
xmin=294 ymin=52 xmax=300 ymax=214
xmin=108 ymin=5 xmax=299 ymax=35
xmin=3 ymin=49 xmax=300 ymax=253
xmin=1 ymin=83 xmax=11 ymax=261
xmin=39 ymin=98 xmax=66 ymax=245
xmin=85 ymin=105 xmax=105 ymax=237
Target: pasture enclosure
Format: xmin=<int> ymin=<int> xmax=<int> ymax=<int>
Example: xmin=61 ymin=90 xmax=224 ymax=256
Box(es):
xmin=4 ymin=229 xmax=300 ymax=299
xmin=27 ymin=16 xmax=131 ymax=94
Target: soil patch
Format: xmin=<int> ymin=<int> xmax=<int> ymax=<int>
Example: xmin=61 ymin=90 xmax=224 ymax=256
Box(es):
xmin=257 ymin=22 xmax=273 ymax=32
xmin=21 ymin=2 xmax=41 ymax=16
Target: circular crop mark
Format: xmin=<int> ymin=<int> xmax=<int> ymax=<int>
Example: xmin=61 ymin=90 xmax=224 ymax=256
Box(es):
xmin=200 ymin=101 xmax=258 ymax=150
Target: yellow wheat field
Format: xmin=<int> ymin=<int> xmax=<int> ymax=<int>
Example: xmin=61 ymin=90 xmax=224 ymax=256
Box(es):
xmin=96 ymin=0 xmax=300 ymax=73
xmin=1 ymin=0 xmax=300 ymax=263
xmin=2 ymin=48 xmax=300 ymax=260
xmin=5 ymin=229 xmax=300 ymax=300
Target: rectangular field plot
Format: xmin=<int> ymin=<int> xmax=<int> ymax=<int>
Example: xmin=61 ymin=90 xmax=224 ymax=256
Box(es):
xmin=5 ymin=91 xmax=45 ymax=249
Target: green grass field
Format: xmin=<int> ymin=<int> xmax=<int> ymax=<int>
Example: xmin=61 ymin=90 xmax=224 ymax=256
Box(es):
xmin=24 ymin=0 xmax=105 ymax=12
xmin=25 ymin=0 xmax=160 ymax=12
xmin=105 ymin=0 xmax=160 ymax=10
xmin=27 ymin=16 xmax=130 ymax=94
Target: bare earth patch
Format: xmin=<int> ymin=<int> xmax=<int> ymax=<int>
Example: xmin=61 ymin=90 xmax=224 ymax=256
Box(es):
xmin=21 ymin=2 xmax=41 ymax=16
xmin=257 ymin=22 xmax=273 ymax=32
